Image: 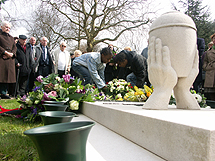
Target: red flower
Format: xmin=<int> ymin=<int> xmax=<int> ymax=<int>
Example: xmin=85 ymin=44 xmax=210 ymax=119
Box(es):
xmin=130 ymin=86 xmax=133 ymax=88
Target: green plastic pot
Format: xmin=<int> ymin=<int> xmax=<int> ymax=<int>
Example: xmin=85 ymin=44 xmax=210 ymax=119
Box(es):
xmin=43 ymin=104 xmax=68 ymax=111
xmin=44 ymin=98 xmax=69 ymax=104
xmin=39 ymin=111 xmax=77 ymax=125
xmin=24 ymin=121 xmax=95 ymax=161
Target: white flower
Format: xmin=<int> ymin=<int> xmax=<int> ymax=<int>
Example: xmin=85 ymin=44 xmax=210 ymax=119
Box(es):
xmin=26 ymin=98 xmax=33 ymax=105
xmin=54 ymin=84 xmax=60 ymax=90
xmin=193 ymin=94 xmax=202 ymax=103
xmin=116 ymin=93 xmax=122 ymax=98
xmin=69 ymin=100 xmax=79 ymax=110
xmin=108 ymin=81 xmax=113 ymax=85
xmin=55 ymin=76 xmax=61 ymax=81
xmin=34 ymin=100 xmax=40 ymax=104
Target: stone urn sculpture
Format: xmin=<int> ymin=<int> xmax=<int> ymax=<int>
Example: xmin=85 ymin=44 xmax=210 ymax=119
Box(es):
xmin=143 ymin=11 xmax=200 ymax=110
xmin=24 ymin=121 xmax=95 ymax=161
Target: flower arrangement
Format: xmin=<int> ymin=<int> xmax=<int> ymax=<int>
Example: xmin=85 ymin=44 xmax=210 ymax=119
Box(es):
xmin=123 ymin=85 xmax=153 ymax=102
xmin=93 ymin=79 xmax=153 ymax=102
xmin=190 ymin=90 xmax=207 ymax=108
xmin=169 ymin=89 xmax=207 ymax=108
xmin=104 ymin=79 xmax=134 ymax=100
xmin=17 ymin=73 xmax=94 ymax=122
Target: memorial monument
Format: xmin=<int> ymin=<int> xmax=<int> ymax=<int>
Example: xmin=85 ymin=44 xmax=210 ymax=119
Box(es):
xmin=143 ymin=11 xmax=201 ymax=110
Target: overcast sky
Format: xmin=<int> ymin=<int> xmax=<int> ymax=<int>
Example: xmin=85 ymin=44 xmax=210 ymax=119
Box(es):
xmin=1 ymin=0 xmax=214 ymax=52
xmin=155 ymin=0 xmax=215 ymax=20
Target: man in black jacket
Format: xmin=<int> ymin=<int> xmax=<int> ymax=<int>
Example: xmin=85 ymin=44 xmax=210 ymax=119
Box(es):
xmin=114 ymin=50 xmax=147 ymax=88
xmin=15 ymin=35 xmax=31 ymax=96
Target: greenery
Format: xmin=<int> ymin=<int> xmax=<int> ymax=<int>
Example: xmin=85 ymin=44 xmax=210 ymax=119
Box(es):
xmin=0 ymin=99 xmax=20 ymax=109
xmin=173 ymin=0 xmax=215 ymax=48
xmin=0 ymin=99 xmax=40 ymax=160
xmin=17 ymin=73 xmax=94 ymax=122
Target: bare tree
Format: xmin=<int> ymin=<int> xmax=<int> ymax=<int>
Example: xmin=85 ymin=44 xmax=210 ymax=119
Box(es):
xmin=38 ymin=0 xmax=151 ymax=52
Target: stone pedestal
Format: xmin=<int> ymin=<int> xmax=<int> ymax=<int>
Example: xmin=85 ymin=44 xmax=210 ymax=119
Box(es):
xmin=81 ymin=102 xmax=215 ymax=161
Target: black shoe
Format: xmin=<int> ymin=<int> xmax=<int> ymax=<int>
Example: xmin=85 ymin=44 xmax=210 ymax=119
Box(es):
xmin=1 ymin=94 xmax=11 ymax=99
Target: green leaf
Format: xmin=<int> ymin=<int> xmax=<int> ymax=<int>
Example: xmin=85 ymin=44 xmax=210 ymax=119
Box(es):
xmin=69 ymin=93 xmax=84 ymax=101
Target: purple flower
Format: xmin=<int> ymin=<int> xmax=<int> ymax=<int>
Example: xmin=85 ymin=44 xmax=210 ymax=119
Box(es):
xmin=20 ymin=95 xmax=27 ymax=101
xmin=32 ymin=108 xmax=37 ymax=114
xmin=36 ymin=75 xmax=43 ymax=82
xmin=34 ymin=86 xmax=40 ymax=92
xmin=63 ymin=74 xmax=70 ymax=83
xmin=99 ymin=93 xmax=103 ymax=96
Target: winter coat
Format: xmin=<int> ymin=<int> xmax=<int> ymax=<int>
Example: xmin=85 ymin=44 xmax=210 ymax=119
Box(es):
xmin=34 ymin=44 xmax=54 ymax=74
xmin=52 ymin=48 xmax=71 ymax=74
xmin=15 ymin=42 xmax=31 ymax=76
xmin=203 ymin=47 xmax=215 ymax=88
xmin=124 ymin=50 xmax=147 ymax=88
xmin=26 ymin=43 xmax=36 ymax=71
xmin=0 ymin=30 xmax=17 ymax=83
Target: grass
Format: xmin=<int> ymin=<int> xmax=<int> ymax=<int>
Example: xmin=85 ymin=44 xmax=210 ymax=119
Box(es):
xmin=0 ymin=99 xmax=42 ymax=160
xmin=0 ymin=99 xmax=20 ymax=109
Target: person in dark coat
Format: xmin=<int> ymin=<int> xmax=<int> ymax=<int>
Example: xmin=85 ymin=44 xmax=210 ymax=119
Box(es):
xmin=15 ymin=35 xmax=31 ymax=97
xmin=34 ymin=37 xmax=54 ymax=77
xmin=114 ymin=50 xmax=147 ymax=88
xmin=192 ymin=38 xmax=205 ymax=93
xmin=0 ymin=21 xmax=17 ymax=99
xmin=26 ymin=37 xmax=37 ymax=92
xmin=203 ymin=33 xmax=215 ymax=100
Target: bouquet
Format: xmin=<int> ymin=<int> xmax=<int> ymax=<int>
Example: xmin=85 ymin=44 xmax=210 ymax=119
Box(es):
xmin=17 ymin=73 xmax=94 ymax=122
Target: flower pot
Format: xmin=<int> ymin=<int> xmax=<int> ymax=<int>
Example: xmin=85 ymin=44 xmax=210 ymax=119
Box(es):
xmin=24 ymin=121 xmax=95 ymax=161
xmin=39 ymin=111 xmax=77 ymax=125
xmin=44 ymin=97 xmax=69 ymax=105
xmin=206 ymin=100 xmax=215 ymax=108
xmin=43 ymin=104 xmax=68 ymax=111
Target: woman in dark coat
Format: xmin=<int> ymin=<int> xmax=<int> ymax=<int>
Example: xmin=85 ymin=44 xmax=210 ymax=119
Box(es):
xmin=0 ymin=21 xmax=17 ymax=99
xmin=203 ymin=33 xmax=215 ymax=100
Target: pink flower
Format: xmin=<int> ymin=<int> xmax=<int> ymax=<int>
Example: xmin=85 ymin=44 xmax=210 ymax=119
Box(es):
xmin=48 ymin=91 xmax=57 ymax=97
xmin=63 ymin=74 xmax=70 ymax=83
xmin=43 ymin=93 xmax=51 ymax=101
xmin=36 ymin=75 xmax=43 ymax=82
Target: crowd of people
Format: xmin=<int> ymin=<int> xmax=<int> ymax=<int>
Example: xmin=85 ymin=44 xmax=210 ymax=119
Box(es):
xmin=0 ymin=20 xmax=215 ymax=101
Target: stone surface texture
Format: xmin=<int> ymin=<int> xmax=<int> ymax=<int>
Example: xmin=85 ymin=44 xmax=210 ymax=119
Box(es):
xmin=81 ymin=102 xmax=215 ymax=161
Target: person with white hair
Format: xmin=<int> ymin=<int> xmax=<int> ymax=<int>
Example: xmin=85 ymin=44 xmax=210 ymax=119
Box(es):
xmin=34 ymin=36 xmax=54 ymax=77
xmin=0 ymin=21 xmax=17 ymax=99
xmin=52 ymin=41 xmax=71 ymax=77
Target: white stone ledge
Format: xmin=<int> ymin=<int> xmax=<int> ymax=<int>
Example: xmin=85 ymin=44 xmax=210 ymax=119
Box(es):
xmin=73 ymin=113 xmax=164 ymax=161
xmin=80 ymin=101 xmax=215 ymax=161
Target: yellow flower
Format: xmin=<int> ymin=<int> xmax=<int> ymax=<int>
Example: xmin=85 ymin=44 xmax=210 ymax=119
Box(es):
xmin=117 ymin=97 xmax=124 ymax=101
xmin=144 ymin=85 xmax=152 ymax=93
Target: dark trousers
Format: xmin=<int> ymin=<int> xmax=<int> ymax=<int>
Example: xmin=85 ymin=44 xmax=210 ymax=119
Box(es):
xmin=17 ymin=75 xmax=28 ymax=97
xmin=38 ymin=65 xmax=51 ymax=77
xmin=72 ymin=65 xmax=92 ymax=85
xmin=58 ymin=70 xmax=65 ymax=78
xmin=0 ymin=83 xmax=7 ymax=95
xmin=28 ymin=72 xmax=36 ymax=92
xmin=8 ymin=83 xmax=16 ymax=96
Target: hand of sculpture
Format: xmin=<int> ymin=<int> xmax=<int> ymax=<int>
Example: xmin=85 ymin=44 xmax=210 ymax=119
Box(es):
xmin=173 ymin=50 xmax=200 ymax=109
xmin=143 ymin=37 xmax=177 ymax=109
